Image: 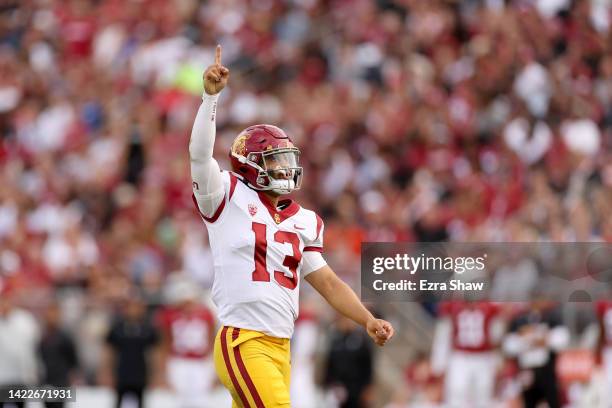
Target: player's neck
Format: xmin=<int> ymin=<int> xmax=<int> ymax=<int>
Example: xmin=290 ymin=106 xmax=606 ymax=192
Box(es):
xmin=263 ymin=191 xmax=280 ymax=208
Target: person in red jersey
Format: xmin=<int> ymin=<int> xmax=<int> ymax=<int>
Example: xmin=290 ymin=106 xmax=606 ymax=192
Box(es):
xmin=157 ymin=279 xmax=216 ymax=408
xmin=431 ymin=300 xmax=505 ymax=407
xmin=189 ymin=45 xmax=394 ymax=407
xmin=595 ymin=300 xmax=612 ymax=392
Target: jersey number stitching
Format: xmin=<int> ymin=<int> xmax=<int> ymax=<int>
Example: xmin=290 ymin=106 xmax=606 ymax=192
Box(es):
xmin=251 ymin=222 xmax=302 ymax=290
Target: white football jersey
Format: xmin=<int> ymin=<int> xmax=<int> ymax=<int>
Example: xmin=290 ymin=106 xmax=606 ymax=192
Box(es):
xmin=192 ymin=171 xmax=324 ymax=338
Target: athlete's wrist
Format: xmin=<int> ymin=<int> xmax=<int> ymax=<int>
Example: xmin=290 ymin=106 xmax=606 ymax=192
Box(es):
xmin=363 ymin=314 xmax=377 ymax=329
xmin=202 ymin=92 xmax=220 ymax=101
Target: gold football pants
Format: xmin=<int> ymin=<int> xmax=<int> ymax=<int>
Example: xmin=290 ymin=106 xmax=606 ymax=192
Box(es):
xmin=214 ymin=326 xmax=291 ymax=407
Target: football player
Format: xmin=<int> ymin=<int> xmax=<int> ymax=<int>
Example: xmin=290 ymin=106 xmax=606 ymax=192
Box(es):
xmin=189 ymin=45 xmax=394 ymax=407
xmin=157 ymin=279 xmax=216 ymax=407
xmin=431 ymin=300 xmax=506 ymax=407
xmin=595 ymin=300 xmax=612 ymax=392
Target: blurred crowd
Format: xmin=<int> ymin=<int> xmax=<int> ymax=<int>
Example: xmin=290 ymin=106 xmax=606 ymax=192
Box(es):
xmin=0 ymin=0 xmax=611 ymax=407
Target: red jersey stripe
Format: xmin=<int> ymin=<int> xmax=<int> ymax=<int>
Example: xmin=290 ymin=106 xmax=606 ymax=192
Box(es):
xmin=191 ymin=192 xmax=226 ymax=223
xmin=303 ymin=246 xmax=323 ymax=253
xmin=229 ymin=173 xmax=239 ymax=200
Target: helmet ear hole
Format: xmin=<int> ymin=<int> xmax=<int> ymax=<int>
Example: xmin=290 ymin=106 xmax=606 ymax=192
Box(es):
xmin=239 ymin=166 xmax=247 ymax=173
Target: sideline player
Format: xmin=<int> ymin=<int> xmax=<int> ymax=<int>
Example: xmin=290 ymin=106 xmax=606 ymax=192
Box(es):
xmin=595 ymin=300 xmax=612 ymax=393
xmin=157 ymin=279 xmax=216 ymax=407
xmin=431 ymin=300 xmax=505 ymax=407
xmin=189 ymin=45 xmax=394 ymax=407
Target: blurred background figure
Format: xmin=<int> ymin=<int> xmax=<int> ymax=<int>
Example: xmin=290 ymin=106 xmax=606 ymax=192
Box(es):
xmin=595 ymin=299 xmax=612 ymax=392
xmin=290 ymin=305 xmax=320 ymax=408
xmin=103 ymin=292 xmax=159 ymax=408
xmin=0 ymin=287 xmax=39 ymax=408
xmin=575 ymin=298 xmax=612 ymax=407
xmin=323 ymin=315 xmax=374 ymax=408
xmin=38 ymin=300 xmax=79 ymax=408
xmin=157 ymin=276 xmax=215 ymax=408
xmin=504 ymin=300 xmax=569 ymax=408
xmin=431 ymin=300 xmax=505 ymax=407
xmin=398 ymin=351 xmax=443 ymax=407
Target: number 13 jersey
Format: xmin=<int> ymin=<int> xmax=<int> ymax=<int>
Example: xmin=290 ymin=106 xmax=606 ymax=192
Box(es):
xmin=192 ymin=171 xmax=324 ymax=338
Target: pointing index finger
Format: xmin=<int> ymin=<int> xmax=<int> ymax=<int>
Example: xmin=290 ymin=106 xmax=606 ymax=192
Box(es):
xmin=215 ymin=45 xmax=222 ymax=66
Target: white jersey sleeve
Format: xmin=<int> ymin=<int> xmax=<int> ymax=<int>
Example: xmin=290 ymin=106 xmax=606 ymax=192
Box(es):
xmin=189 ymin=93 xmax=225 ymax=219
xmin=303 ymin=213 xmax=324 ymax=252
xmin=301 ymin=251 xmax=327 ymax=276
xmin=301 ymin=213 xmax=326 ymax=276
xmin=191 ymin=170 xmax=237 ymax=224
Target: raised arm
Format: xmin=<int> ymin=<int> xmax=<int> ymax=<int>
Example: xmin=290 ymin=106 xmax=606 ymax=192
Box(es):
xmin=190 ymin=45 xmax=230 ymax=218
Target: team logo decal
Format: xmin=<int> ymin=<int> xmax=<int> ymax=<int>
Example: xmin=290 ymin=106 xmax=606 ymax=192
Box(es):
xmin=248 ymin=204 xmax=258 ymax=216
xmin=274 ymin=213 xmax=281 ymax=224
xmin=232 ymin=132 xmax=250 ymax=156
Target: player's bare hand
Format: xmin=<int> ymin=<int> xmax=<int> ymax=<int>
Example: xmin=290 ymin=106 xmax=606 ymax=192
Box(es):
xmin=204 ymin=44 xmax=229 ymax=95
xmin=366 ymin=318 xmax=394 ymax=346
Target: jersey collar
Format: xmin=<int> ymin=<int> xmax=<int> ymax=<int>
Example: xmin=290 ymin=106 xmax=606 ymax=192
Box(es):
xmin=256 ymin=191 xmax=300 ymax=224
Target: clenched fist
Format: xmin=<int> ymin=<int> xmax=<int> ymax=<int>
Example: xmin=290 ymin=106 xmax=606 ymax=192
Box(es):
xmin=204 ymin=45 xmax=229 ymax=95
xmin=366 ymin=318 xmax=395 ymax=346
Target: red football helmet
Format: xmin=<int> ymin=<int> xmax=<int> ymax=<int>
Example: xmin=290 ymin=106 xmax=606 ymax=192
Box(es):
xmin=229 ymin=124 xmax=302 ymax=194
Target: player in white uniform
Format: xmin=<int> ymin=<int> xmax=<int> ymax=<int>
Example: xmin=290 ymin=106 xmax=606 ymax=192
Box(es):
xmin=189 ymin=46 xmax=394 ymax=408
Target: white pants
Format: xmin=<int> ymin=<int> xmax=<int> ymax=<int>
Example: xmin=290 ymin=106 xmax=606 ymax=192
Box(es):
xmin=444 ymin=351 xmax=499 ymax=408
xmin=167 ymin=357 xmax=215 ymax=408
xmin=290 ymin=358 xmax=317 ymax=408
xmin=603 ymin=347 xmax=612 ymax=390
